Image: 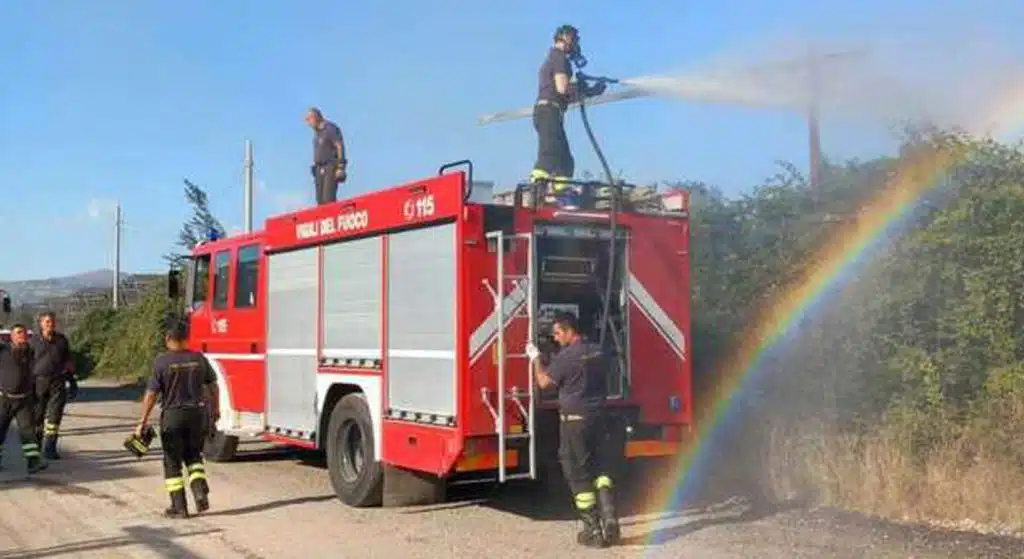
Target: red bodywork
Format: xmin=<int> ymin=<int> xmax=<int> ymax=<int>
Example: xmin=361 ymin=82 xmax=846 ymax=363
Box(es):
xmin=186 ymin=170 xmax=691 ymax=479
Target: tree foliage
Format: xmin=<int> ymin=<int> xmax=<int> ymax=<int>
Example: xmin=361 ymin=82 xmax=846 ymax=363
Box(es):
xmin=163 ymin=179 xmax=226 ymax=269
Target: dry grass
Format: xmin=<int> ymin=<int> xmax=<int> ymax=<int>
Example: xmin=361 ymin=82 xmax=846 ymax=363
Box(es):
xmin=764 ymin=404 xmax=1024 ymax=536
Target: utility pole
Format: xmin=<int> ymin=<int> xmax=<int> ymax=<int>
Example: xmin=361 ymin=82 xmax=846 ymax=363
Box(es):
xmin=801 ymin=46 xmax=870 ymax=211
xmin=113 ymin=202 xmax=122 ymax=310
xmin=244 ymin=139 xmax=254 ymax=233
xmin=807 ymin=46 xmax=823 ymax=209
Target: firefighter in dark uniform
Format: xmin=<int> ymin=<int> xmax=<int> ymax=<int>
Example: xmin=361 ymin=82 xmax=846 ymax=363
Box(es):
xmin=30 ymin=311 xmax=77 ymax=460
xmin=526 ymin=311 xmax=621 ymax=548
xmin=530 ymin=24 xmax=606 ymax=208
xmin=135 ymin=319 xmax=220 ymax=518
xmin=0 ymin=324 xmax=44 ymax=473
xmin=305 ymin=107 xmax=348 ymax=205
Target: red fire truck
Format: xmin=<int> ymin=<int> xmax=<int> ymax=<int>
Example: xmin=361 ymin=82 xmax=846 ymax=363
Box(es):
xmin=169 ymin=161 xmax=692 ymax=507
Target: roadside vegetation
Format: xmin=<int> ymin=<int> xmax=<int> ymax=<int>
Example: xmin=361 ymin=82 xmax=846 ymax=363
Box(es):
xmin=70 ymin=124 xmax=1023 ymax=534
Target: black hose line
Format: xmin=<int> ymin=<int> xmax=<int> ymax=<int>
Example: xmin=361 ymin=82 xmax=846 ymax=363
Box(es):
xmin=574 ymin=71 xmax=627 ymax=383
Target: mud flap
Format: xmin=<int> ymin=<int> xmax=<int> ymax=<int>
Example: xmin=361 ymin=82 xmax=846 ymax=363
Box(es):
xmin=382 ymin=465 xmax=447 ymax=507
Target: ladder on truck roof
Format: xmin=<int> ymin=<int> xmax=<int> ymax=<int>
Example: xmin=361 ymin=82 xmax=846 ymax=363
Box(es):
xmin=481 ymin=230 xmax=536 ymax=483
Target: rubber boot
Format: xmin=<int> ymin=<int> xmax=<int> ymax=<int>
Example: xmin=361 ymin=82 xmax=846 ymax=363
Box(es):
xmin=597 ymin=486 xmax=621 ymax=545
xmin=42 ymin=435 xmax=60 ymax=460
xmin=165 ymin=489 xmax=189 ymax=519
xmin=191 ymin=478 xmax=210 ymax=513
xmin=576 ymin=507 xmax=608 ymax=548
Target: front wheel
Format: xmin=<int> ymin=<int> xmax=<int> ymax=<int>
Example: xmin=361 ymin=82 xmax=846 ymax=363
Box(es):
xmin=326 ymin=393 xmax=383 ymax=507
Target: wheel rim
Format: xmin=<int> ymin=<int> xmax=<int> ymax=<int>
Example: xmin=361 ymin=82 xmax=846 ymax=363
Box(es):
xmin=339 ymin=419 xmax=365 ymax=483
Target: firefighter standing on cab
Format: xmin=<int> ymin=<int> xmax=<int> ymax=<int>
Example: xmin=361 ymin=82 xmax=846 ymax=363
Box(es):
xmin=135 ymin=319 xmax=220 ymax=518
xmin=0 ymin=323 xmax=45 ymax=473
xmin=30 ymin=311 xmax=77 ymax=461
xmin=526 ymin=311 xmax=621 ymax=548
xmin=530 ymin=24 xmax=606 ymax=207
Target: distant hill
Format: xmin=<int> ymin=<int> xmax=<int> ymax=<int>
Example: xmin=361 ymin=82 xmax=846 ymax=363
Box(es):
xmin=0 ymin=269 xmax=163 ymax=305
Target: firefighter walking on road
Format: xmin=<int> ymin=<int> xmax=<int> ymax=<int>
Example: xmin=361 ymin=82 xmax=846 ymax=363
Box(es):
xmin=135 ymin=319 xmax=220 ymax=518
xmin=0 ymin=324 xmax=45 ymax=473
xmin=526 ymin=312 xmax=621 ymax=548
xmin=30 ymin=311 xmax=77 ymax=460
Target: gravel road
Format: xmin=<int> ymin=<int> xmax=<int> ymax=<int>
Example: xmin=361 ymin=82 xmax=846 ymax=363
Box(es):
xmin=1 ymin=381 xmax=1020 ymax=558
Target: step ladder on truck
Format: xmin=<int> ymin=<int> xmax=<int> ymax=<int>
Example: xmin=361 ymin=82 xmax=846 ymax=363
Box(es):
xmin=168 ymin=159 xmax=693 ymax=508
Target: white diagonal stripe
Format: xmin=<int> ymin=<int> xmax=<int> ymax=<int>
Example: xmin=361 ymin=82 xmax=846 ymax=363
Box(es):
xmin=627 ymin=271 xmax=686 ymax=359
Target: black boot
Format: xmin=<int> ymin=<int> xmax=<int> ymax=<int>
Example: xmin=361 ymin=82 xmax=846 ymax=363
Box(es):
xmin=191 ymin=478 xmax=210 ymax=513
xmin=42 ymin=436 xmax=60 ymax=460
xmin=165 ymin=489 xmax=189 ymax=518
xmin=576 ymin=508 xmax=608 ymax=548
xmin=597 ymin=486 xmax=621 ymax=545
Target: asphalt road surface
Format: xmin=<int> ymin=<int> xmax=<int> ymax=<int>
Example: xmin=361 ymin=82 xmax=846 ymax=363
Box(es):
xmin=1 ymin=381 xmax=1021 ymax=558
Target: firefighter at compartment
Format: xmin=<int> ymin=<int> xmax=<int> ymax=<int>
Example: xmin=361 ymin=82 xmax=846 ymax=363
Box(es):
xmin=134 ymin=319 xmax=220 ymax=518
xmin=530 ymin=24 xmax=606 ymax=209
xmin=306 ymin=107 xmax=348 ymax=206
xmin=30 ymin=311 xmax=77 ymax=460
xmin=526 ymin=311 xmax=621 ymax=548
xmin=0 ymin=323 xmax=45 ymax=473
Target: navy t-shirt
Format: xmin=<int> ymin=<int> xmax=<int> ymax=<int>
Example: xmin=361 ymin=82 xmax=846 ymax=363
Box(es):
xmin=147 ymin=350 xmax=217 ymax=409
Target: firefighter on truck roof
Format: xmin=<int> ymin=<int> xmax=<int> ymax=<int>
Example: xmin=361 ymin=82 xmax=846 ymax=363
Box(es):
xmin=0 ymin=323 xmax=45 ymax=473
xmin=530 ymin=24 xmax=606 ymax=209
xmin=30 ymin=311 xmax=77 ymax=461
xmin=306 ymin=107 xmax=348 ymax=206
xmin=526 ymin=311 xmax=621 ymax=548
xmin=135 ymin=318 xmax=220 ymax=518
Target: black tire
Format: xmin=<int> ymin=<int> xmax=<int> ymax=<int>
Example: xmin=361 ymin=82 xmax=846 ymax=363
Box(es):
xmin=203 ymin=427 xmax=239 ymax=462
xmin=326 ymin=393 xmax=383 ymax=507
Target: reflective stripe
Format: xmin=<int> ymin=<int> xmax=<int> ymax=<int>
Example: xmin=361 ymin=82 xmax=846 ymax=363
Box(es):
xmin=574 ymin=491 xmax=596 ymax=510
xmin=22 ymin=442 xmax=40 ymax=458
xmin=595 ymin=475 xmax=613 ymax=489
xmin=165 ymin=477 xmax=185 ymax=492
xmin=186 ymin=462 xmax=207 ymax=482
xmin=44 ymin=422 xmax=58 ymax=436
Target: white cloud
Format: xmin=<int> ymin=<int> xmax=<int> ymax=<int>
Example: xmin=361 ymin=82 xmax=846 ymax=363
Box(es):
xmin=85 ymin=198 xmax=119 ymax=221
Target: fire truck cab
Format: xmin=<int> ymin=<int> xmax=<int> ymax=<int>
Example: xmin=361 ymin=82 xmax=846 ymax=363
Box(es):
xmin=171 ymin=161 xmax=692 ymax=507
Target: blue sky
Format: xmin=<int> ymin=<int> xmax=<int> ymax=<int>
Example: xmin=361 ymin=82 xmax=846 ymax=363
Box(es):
xmin=1 ymin=1 xmax=1021 ymax=280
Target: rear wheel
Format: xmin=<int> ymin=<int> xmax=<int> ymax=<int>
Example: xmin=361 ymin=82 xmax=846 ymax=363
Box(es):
xmin=326 ymin=393 xmax=383 ymax=507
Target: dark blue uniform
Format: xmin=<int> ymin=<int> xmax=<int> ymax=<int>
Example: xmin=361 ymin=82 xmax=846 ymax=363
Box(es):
xmin=546 ymin=337 xmax=621 ymax=546
xmin=0 ymin=341 xmax=43 ymax=471
xmin=147 ymin=349 xmax=217 ymax=515
xmin=532 ymin=47 xmax=575 ymax=185
xmin=313 ymin=119 xmax=347 ymax=205
xmin=29 ymin=331 xmax=74 ymax=459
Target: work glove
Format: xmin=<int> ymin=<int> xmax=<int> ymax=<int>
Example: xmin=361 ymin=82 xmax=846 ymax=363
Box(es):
xmin=335 ymin=164 xmax=347 ymax=183
xmin=525 ymin=342 xmax=540 ymax=362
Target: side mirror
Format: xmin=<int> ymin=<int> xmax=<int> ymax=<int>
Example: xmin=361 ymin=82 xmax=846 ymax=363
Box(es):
xmin=168 ymin=269 xmax=181 ymax=299
xmin=1 ymin=294 xmax=10 ymax=314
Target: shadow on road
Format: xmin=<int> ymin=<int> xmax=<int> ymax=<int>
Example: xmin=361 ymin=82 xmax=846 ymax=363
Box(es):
xmin=70 ymin=383 xmax=145 ymax=404
xmin=202 ymin=495 xmax=338 ymax=518
xmin=0 ymin=526 xmax=223 ymax=559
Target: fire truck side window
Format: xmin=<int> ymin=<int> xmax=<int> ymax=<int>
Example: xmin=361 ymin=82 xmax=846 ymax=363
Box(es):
xmin=212 ymin=250 xmax=232 ymax=310
xmin=191 ymin=255 xmax=211 ymax=310
xmin=234 ymin=244 xmax=260 ymax=308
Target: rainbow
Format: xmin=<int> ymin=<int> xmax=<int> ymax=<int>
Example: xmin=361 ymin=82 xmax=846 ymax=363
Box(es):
xmin=639 ymin=127 xmax=1005 ymax=547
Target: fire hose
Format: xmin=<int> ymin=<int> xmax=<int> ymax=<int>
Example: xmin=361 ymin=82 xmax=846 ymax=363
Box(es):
xmin=572 ymin=66 xmax=629 ymax=387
